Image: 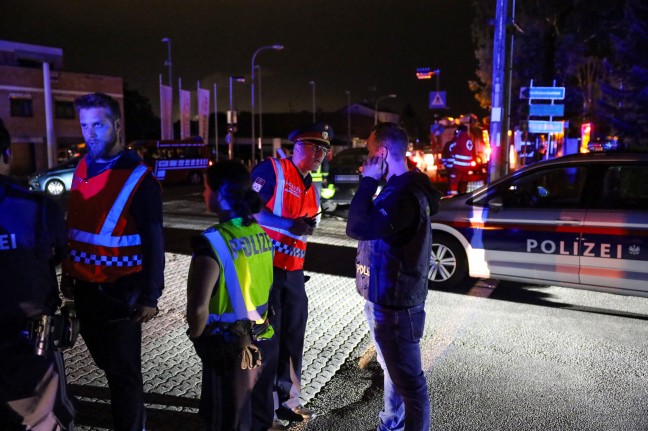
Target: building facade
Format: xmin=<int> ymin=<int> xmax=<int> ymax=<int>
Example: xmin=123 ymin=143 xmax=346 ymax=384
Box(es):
xmin=0 ymin=40 xmax=123 ymax=176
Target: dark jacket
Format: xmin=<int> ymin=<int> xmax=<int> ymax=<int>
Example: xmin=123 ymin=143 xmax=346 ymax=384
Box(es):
xmin=0 ymin=175 xmax=66 ymax=330
xmin=347 ymin=171 xmax=441 ymax=308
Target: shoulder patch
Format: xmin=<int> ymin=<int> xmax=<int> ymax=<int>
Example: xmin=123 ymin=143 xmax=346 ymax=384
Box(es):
xmin=252 ymin=177 xmax=266 ymax=192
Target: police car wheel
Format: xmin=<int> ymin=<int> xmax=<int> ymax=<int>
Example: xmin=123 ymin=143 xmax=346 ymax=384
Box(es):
xmin=45 ymin=179 xmax=65 ymax=196
xmin=321 ymin=200 xmax=337 ymax=213
xmin=428 ymin=234 xmax=467 ymax=289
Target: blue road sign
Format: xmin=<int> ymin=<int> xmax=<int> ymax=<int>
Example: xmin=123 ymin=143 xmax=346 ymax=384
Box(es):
xmin=429 ymin=91 xmax=446 ymax=109
xmin=529 ymin=104 xmax=565 ymax=117
xmin=528 ymin=120 xmax=564 ymax=134
xmin=520 ymin=86 xmax=566 ymax=100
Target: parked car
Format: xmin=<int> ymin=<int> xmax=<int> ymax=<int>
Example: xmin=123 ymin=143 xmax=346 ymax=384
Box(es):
xmin=321 ymin=147 xmax=368 ymax=212
xmin=429 ymin=151 xmax=648 ymax=297
xmin=28 ymin=156 xmax=80 ymax=196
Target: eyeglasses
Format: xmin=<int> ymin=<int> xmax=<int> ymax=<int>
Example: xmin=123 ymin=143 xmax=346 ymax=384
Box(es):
xmin=300 ymin=142 xmax=329 ymax=156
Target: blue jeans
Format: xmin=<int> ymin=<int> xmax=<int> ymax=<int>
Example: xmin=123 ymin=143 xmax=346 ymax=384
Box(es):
xmin=365 ymin=301 xmax=430 ymax=431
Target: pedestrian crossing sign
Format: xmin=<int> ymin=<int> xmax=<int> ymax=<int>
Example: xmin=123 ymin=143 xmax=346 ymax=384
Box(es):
xmin=429 ymin=91 xmax=446 ymax=109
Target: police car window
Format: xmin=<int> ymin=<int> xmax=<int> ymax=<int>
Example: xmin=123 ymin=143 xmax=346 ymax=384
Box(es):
xmin=497 ymin=166 xmax=587 ymax=209
xmin=598 ymin=164 xmax=648 ymax=210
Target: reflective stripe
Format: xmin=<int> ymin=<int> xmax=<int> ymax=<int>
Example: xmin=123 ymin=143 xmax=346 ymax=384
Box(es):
xmin=266 ymin=226 xmax=307 ymax=242
xmin=68 ymin=249 xmax=142 ymax=266
xmin=205 ymin=230 xmax=264 ymax=322
xmin=68 ymin=228 xmax=141 ymax=247
xmin=272 ymin=239 xmax=306 ymax=258
xmin=100 ymin=164 xmax=149 ymax=236
xmin=453 ymin=154 xmax=472 ymax=167
xmin=271 ymin=159 xmax=285 ymax=215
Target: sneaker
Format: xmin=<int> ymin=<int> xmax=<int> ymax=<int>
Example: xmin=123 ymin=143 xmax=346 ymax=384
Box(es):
xmin=277 ymin=405 xmax=317 ymax=422
xmin=268 ymin=419 xmax=289 ymax=431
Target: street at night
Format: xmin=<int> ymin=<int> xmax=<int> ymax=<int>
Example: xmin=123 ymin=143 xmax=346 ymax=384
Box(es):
xmin=59 ymin=186 xmax=648 ymax=430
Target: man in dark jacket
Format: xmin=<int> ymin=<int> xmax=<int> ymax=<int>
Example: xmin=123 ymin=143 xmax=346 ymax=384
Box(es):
xmin=347 ymin=122 xmax=441 ymax=431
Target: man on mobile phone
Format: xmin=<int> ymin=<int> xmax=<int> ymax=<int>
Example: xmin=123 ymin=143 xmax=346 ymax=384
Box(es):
xmin=347 ymin=122 xmax=441 ymax=431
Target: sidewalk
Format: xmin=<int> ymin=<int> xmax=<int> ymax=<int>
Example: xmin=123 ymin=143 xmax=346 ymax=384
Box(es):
xmin=65 ymin=217 xmax=365 ymax=430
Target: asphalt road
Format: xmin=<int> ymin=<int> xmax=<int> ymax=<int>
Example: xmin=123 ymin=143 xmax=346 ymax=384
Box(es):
xmin=161 ymin=185 xmax=648 ymax=431
xmin=54 ymin=184 xmax=648 ymax=430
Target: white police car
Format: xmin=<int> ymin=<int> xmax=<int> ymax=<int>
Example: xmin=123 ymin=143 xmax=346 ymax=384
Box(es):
xmin=429 ymin=151 xmax=648 ymax=297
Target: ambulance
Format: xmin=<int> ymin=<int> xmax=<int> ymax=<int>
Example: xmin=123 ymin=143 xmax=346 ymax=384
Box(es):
xmin=429 ymin=151 xmax=648 ymax=297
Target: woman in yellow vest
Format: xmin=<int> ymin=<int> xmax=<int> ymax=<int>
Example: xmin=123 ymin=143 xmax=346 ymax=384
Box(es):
xmin=187 ymin=160 xmax=275 ymax=431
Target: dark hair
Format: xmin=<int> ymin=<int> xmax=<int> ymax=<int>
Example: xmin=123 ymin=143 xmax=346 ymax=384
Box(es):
xmin=205 ymin=160 xmax=261 ymax=225
xmin=457 ymin=124 xmax=468 ymax=133
xmin=371 ymin=122 xmax=409 ymax=158
xmin=74 ymin=92 xmax=122 ymax=121
xmin=0 ymin=118 xmax=10 ymax=164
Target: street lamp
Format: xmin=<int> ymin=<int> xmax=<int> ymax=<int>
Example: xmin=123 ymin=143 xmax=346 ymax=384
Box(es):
xmin=256 ymin=65 xmax=265 ymax=158
xmin=228 ymin=75 xmax=245 ymax=160
xmin=309 ymin=80 xmax=316 ymax=122
xmin=161 ymin=37 xmax=172 ymax=88
xmin=251 ymin=44 xmax=283 ymax=162
xmin=345 ymin=90 xmax=351 ymax=146
xmin=374 ymin=93 xmax=397 ymax=125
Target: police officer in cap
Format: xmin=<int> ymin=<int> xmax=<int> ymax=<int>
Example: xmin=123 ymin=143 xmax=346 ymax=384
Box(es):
xmin=250 ymin=123 xmax=332 ymax=425
xmin=0 ymin=118 xmax=76 ymax=429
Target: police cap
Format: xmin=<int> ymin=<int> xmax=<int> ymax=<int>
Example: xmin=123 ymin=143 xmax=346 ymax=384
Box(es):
xmin=288 ymin=123 xmax=333 ymax=149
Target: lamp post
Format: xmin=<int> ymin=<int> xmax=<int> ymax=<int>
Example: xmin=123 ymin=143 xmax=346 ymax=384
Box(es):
xmin=345 ymin=90 xmax=351 ymax=146
xmin=228 ymin=75 xmax=245 ymax=160
xmin=161 ymin=37 xmax=172 ymax=88
xmin=309 ymin=80 xmax=316 ymax=122
xmin=256 ymin=65 xmax=265 ymax=158
xmin=374 ymin=93 xmax=397 ymax=125
xmin=213 ymin=83 xmax=218 ymax=160
xmin=251 ymin=44 xmax=283 ymax=163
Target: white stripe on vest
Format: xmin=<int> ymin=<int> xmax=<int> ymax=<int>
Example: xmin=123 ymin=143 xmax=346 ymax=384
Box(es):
xmin=204 ymin=230 xmax=264 ymax=323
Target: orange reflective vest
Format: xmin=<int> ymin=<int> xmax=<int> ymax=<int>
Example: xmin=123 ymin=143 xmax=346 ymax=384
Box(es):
xmin=261 ymin=158 xmax=319 ymax=271
xmin=451 ymin=131 xmax=474 ymax=171
xmin=63 ymin=156 xmax=150 ymax=283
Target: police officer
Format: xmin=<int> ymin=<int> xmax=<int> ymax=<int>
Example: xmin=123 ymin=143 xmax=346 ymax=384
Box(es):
xmin=448 ymin=124 xmax=473 ymax=195
xmin=250 ymin=123 xmax=331 ymax=423
xmin=0 ymin=119 xmax=76 ymax=430
xmin=61 ymin=93 xmax=165 ymax=431
xmin=187 ymin=160 xmax=276 ymax=431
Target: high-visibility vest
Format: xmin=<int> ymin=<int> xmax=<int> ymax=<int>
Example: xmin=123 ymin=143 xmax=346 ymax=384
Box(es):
xmin=451 ymin=131 xmax=474 ymax=171
xmin=63 ymin=156 xmax=149 ymax=283
xmin=441 ymin=140 xmax=455 ymax=169
xmin=310 ymin=165 xmax=329 ymax=182
xmin=261 ymin=158 xmax=318 ymax=271
xmin=196 ymin=218 xmax=274 ymax=338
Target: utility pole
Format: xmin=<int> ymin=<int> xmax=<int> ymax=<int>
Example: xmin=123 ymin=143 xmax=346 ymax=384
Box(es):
xmin=488 ymin=0 xmax=508 ymax=182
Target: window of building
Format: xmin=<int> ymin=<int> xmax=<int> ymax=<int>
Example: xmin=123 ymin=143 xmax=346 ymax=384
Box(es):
xmin=55 ymin=100 xmax=76 ymax=119
xmin=10 ymin=97 xmax=34 ymax=117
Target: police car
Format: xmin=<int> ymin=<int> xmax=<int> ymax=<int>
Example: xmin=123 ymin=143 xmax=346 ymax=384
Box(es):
xmin=429 ymin=151 xmax=648 ymax=297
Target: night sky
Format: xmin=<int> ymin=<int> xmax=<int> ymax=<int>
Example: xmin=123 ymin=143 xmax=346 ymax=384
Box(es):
xmin=3 ymin=0 xmax=483 ymax=121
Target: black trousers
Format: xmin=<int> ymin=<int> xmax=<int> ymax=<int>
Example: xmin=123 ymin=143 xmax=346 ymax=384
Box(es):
xmin=269 ymin=268 xmax=308 ymax=408
xmin=199 ymin=335 xmax=277 ymax=431
xmin=75 ymin=284 xmax=145 ymax=431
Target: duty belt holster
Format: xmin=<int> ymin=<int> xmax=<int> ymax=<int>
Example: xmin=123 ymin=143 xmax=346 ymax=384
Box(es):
xmin=190 ymin=319 xmax=262 ymax=375
xmin=28 ymin=302 xmax=80 ymax=356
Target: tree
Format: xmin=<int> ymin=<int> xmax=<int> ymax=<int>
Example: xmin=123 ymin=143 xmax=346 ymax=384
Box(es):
xmin=469 ymin=0 xmax=631 ymax=138
xmin=598 ymin=0 xmax=648 ymax=150
xmin=123 ymin=84 xmax=160 ymax=142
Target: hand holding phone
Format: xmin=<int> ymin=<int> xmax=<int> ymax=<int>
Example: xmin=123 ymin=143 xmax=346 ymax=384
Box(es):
xmin=362 ymin=156 xmax=386 ymax=180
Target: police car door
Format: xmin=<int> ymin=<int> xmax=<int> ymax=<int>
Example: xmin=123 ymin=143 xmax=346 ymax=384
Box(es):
xmin=476 ymin=165 xmax=587 ymax=284
xmin=581 ymin=162 xmax=648 ymax=295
